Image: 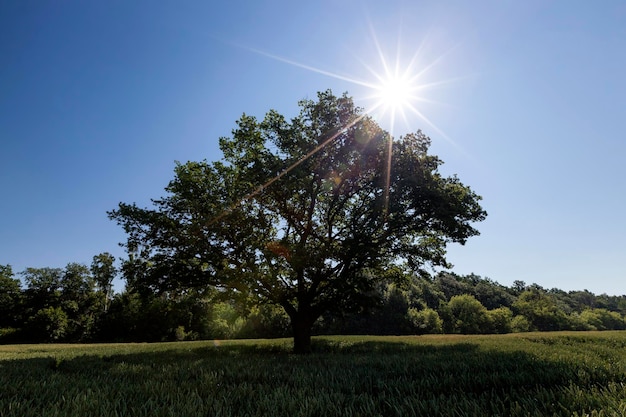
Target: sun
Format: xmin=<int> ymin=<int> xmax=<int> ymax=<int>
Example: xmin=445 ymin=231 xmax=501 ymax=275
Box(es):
xmin=243 ymin=43 xmax=439 ymax=137
xmin=367 ymin=64 xmax=428 ymax=137
xmin=236 ymin=30 xmax=459 ymax=216
xmin=236 ymin=17 xmax=464 ymax=144
xmin=374 ymin=73 xmax=414 ymax=113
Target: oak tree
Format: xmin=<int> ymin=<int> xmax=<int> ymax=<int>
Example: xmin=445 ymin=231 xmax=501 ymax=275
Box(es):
xmin=109 ymin=90 xmax=486 ymax=353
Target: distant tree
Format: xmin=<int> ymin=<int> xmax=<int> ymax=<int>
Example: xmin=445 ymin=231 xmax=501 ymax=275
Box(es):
xmin=26 ymin=306 xmax=68 ymax=342
xmin=510 ymin=315 xmax=531 ymax=332
xmin=511 ymin=280 xmax=527 ymax=296
xmin=94 ymin=291 xmax=142 ymax=341
xmin=61 ymin=263 xmax=94 ymax=302
xmin=594 ymin=294 xmax=626 ymax=315
xmin=373 ymin=285 xmax=413 ymax=335
xmin=0 ymin=265 xmax=22 ymax=328
xmin=109 ymin=90 xmax=486 ymax=353
xmin=408 ymin=307 xmax=443 ymax=334
xmin=579 ymin=309 xmax=626 ymax=331
xmin=512 ymin=288 xmax=568 ymax=331
xmin=547 ymin=288 xmax=576 ymax=315
xmin=473 ymin=278 xmax=515 ymax=309
xmin=433 ymin=272 xmax=473 ymax=301
xmin=207 ymin=302 xmax=246 ymax=339
xmin=22 ymin=267 xmax=63 ymax=313
xmin=91 ymin=253 xmax=117 ymax=312
xmin=19 ymin=265 xmax=100 ymax=342
xmin=238 ymin=303 xmax=291 ymax=339
xmin=446 ymin=294 xmax=490 ymax=334
xmin=60 ymin=263 xmax=98 ymax=340
xmin=487 ymin=306 xmax=513 ymax=334
xmin=460 ymin=273 xmax=484 ymax=286
xmin=568 ymin=290 xmax=597 ymax=311
xmin=411 ymin=275 xmax=446 ymax=309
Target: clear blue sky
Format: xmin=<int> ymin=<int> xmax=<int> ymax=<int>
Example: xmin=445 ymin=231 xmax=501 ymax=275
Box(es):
xmin=2 ymin=1 xmax=625 ymax=295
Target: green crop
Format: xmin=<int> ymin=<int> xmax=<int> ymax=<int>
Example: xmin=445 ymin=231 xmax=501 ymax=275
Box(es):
xmin=1 ymin=332 xmax=626 ymax=416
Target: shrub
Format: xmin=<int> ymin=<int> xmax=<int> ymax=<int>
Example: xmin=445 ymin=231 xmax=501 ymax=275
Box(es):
xmin=0 ymin=327 xmax=21 ymax=343
xmin=579 ymin=308 xmax=626 ymax=330
xmin=510 ymin=315 xmax=531 ymax=333
xmin=447 ymin=294 xmax=490 ymax=334
xmin=174 ymin=325 xmax=187 ymax=341
xmin=512 ymin=289 xmax=568 ymax=331
xmin=487 ymin=307 xmax=513 ymax=334
xmin=408 ymin=307 xmax=443 ymax=334
xmin=26 ymin=306 xmax=68 ymax=342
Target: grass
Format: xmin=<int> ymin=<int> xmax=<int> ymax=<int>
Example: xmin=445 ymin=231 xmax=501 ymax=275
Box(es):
xmin=2 ymin=332 xmax=626 ymax=416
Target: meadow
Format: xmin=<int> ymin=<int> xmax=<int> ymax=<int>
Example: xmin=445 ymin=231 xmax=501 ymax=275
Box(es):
xmin=1 ymin=332 xmax=626 ymax=416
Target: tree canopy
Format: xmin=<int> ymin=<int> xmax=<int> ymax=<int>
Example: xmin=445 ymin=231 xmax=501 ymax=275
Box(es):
xmin=109 ymin=90 xmax=487 ymax=352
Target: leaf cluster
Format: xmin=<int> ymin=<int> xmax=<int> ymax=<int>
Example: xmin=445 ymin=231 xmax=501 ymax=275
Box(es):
xmin=108 ymin=90 xmax=486 ymax=337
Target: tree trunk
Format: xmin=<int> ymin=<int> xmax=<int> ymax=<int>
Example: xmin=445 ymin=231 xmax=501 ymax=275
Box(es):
xmin=291 ymin=315 xmax=313 ymax=354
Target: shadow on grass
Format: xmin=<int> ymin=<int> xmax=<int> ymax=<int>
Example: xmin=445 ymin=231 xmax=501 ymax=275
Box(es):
xmin=2 ymin=337 xmax=625 ymax=417
xmin=0 ymin=338 xmax=585 ymax=385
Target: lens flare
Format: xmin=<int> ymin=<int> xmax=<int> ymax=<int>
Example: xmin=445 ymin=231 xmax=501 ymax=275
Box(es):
xmin=222 ymin=28 xmax=460 ymax=219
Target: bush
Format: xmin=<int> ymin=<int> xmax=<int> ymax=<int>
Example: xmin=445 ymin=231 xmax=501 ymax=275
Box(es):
xmin=0 ymin=327 xmax=21 ymax=344
xmin=174 ymin=325 xmax=187 ymax=341
xmin=238 ymin=304 xmax=291 ymax=339
xmin=567 ymin=312 xmax=594 ymax=331
xmin=447 ymin=294 xmax=490 ymax=334
xmin=208 ymin=302 xmax=246 ymax=339
xmin=579 ymin=309 xmax=626 ymax=330
xmin=487 ymin=307 xmax=513 ymax=334
xmin=512 ymin=289 xmax=568 ymax=331
xmin=510 ymin=315 xmax=531 ymax=333
xmin=26 ymin=307 xmax=68 ymax=342
xmin=408 ymin=307 xmax=443 ymax=334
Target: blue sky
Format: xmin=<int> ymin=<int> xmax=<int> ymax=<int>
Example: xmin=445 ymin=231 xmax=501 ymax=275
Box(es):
xmin=1 ymin=1 xmax=625 ymax=295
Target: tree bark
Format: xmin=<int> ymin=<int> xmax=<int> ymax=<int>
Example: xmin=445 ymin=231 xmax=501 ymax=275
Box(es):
xmin=291 ymin=314 xmax=313 ymax=354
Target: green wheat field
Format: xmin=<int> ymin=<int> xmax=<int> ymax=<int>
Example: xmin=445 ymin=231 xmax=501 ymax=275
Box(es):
xmin=2 ymin=332 xmax=626 ymax=416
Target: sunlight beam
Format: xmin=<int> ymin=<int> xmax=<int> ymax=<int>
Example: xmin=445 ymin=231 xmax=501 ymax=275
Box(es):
xmin=223 ymin=27 xmax=468 ymax=219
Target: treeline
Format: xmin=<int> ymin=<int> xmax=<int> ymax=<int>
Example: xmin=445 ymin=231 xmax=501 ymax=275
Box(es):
xmin=2 ymin=258 xmax=626 ymax=344
xmin=319 ymin=272 xmax=626 ymax=336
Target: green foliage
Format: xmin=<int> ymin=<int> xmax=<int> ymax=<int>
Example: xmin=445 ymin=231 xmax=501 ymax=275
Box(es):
xmin=374 ymin=285 xmax=413 ymax=334
xmin=473 ymin=279 xmax=515 ymax=309
xmin=447 ymin=294 xmax=490 ymax=334
xmin=487 ymin=306 xmax=513 ymax=334
xmin=0 ymin=327 xmax=20 ymax=343
xmin=93 ymin=291 xmax=142 ymax=341
xmin=5 ymin=257 xmax=626 ymax=342
xmin=91 ymin=253 xmax=117 ymax=312
xmin=18 ymin=266 xmax=94 ymax=342
xmin=6 ymin=263 xmax=103 ymax=343
xmin=60 ymin=263 xmax=100 ymax=340
xmin=61 ymin=263 xmax=95 ymax=301
xmin=407 ymin=307 xmax=443 ymax=334
xmin=510 ymin=315 xmax=531 ymax=333
xmin=238 ymin=303 xmax=291 ymax=339
xmin=207 ymin=302 xmax=246 ymax=339
xmin=0 ymin=265 xmax=22 ymax=328
xmin=579 ymin=309 xmax=626 ymax=331
xmin=3 ymin=333 xmax=626 ymax=416
xmin=409 ymin=275 xmax=445 ymax=309
xmin=109 ymin=90 xmax=487 ymax=352
xmin=174 ymin=325 xmax=187 ymax=341
xmin=22 ymin=267 xmax=63 ymax=312
xmin=26 ymin=306 xmax=68 ymax=342
xmin=513 ymin=289 xmax=569 ymax=331
xmin=433 ymin=272 xmax=474 ymax=300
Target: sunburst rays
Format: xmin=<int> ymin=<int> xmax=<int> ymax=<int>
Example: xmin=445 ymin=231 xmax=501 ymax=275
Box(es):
xmin=220 ymin=26 xmax=460 ymax=220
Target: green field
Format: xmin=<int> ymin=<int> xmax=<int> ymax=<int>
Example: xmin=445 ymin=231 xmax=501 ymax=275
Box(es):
xmin=2 ymin=332 xmax=626 ymax=416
